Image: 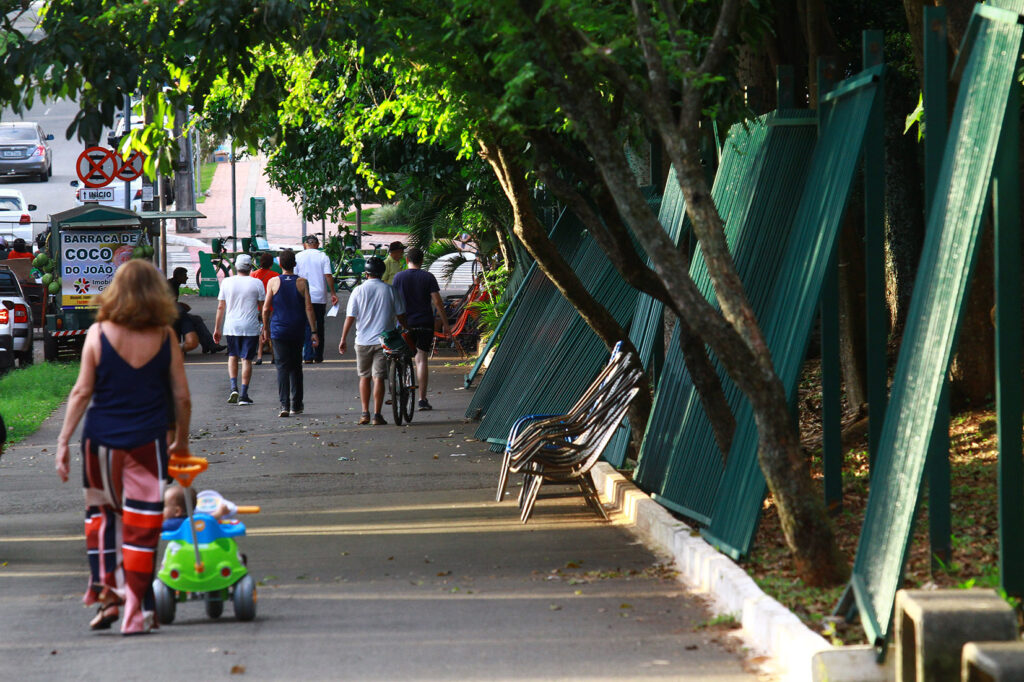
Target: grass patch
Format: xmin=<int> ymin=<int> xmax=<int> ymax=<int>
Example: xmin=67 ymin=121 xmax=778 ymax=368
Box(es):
xmin=0 ymin=362 xmax=79 ymax=445
xmin=361 ymin=224 xmax=409 ymax=234
xmin=343 ymin=207 xmax=377 ymax=222
xmin=196 ymin=162 xmax=218 ymax=204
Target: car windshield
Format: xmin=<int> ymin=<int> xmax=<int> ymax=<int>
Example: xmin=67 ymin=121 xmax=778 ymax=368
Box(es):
xmin=0 ymin=127 xmax=38 ymax=142
xmin=0 ymin=197 xmax=21 ymax=211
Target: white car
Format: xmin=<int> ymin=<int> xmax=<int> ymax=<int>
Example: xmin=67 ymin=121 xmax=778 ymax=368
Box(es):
xmin=0 ymin=189 xmax=37 ymax=244
xmin=0 ymin=264 xmax=34 ymax=371
xmin=71 ymin=178 xmax=143 ymax=213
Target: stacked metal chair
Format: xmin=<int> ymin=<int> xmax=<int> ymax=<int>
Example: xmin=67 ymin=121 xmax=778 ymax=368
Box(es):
xmin=496 ymin=343 xmax=643 ymax=523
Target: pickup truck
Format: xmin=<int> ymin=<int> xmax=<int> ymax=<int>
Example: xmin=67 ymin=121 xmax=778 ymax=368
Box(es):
xmin=0 ymin=263 xmax=34 ymax=371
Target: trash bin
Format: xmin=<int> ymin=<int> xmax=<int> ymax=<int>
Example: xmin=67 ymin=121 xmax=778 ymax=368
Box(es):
xmin=241 ymin=237 xmax=253 ymax=253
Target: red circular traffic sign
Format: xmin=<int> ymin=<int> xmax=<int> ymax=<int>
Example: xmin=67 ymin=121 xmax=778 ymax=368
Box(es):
xmin=76 ymin=146 xmax=119 ymax=188
xmin=115 ymin=150 xmax=145 ymax=182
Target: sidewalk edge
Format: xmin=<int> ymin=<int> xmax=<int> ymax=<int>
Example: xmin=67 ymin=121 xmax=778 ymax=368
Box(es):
xmin=590 ymin=462 xmax=889 ymax=682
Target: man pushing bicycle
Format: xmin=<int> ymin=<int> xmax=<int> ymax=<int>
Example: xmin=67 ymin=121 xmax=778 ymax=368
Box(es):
xmin=338 ymin=256 xmax=408 ymax=425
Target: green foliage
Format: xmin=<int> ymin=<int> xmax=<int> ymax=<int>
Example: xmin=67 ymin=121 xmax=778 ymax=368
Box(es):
xmin=367 ymin=203 xmax=410 ymax=227
xmin=0 ymin=362 xmax=79 ymax=445
xmin=905 ymin=92 xmax=925 ymax=142
xmin=467 ymin=264 xmax=512 ymax=333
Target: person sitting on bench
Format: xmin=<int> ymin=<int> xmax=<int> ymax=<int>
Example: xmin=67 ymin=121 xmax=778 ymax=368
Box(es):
xmin=168 ymin=267 xmax=225 ymax=354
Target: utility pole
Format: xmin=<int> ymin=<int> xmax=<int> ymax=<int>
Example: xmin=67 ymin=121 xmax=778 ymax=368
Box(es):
xmin=174 ymin=107 xmax=197 ymax=233
xmin=230 ymin=140 xmax=237 ymax=251
xmin=123 ymin=94 xmax=131 ymax=211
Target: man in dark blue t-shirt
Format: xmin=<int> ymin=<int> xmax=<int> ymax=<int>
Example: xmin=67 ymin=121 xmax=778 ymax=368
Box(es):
xmin=393 ymin=247 xmax=452 ymax=410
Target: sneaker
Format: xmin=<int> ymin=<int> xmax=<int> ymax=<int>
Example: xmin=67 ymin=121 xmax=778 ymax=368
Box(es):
xmin=254 ymin=358 xmax=263 ymax=366
xmin=279 ymin=407 xmax=289 ymax=418
xmin=227 ymin=390 xmax=239 ymax=404
xmin=238 ymin=395 xmax=254 ymax=406
xmin=358 ymin=413 xmax=371 ymax=425
xmin=418 ymin=399 xmax=432 ymax=411
xmin=372 ymin=413 xmax=387 ymax=426
xmin=290 ymin=406 xmax=303 ymax=416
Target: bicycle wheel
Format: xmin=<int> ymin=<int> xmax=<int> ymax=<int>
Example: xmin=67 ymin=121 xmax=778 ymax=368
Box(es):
xmin=389 ymin=356 xmax=403 ymax=425
xmin=401 ymin=356 xmax=417 ymax=423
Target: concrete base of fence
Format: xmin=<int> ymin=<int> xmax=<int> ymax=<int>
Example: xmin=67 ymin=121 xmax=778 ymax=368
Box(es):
xmin=590 ymin=462 xmax=892 ymax=682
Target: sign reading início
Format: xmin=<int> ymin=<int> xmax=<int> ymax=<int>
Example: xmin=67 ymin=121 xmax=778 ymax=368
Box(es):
xmin=60 ymin=230 xmax=142 ymax=308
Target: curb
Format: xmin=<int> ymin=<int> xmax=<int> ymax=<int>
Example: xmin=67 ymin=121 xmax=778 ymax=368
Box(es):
xmin=590 ymin=462 xmax=892 ymax=682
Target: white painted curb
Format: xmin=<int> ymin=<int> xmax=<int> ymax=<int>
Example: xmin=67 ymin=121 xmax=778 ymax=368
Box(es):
xmin=590 ymin=463 xmax=891 ymax=682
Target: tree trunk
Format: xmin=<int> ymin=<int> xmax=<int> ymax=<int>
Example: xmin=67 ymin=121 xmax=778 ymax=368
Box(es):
xmin=902 ymin=0 xmax=928 ymax=72
xmin=494 ymin=224 xmax=513 ymax=270
xmin=884 ymin=71 xmax=926 ymax=338
xmin=355 ymin=199 xmax=363 ymax=248
xmin=479 ymin=138 xmax=653 ymax=460
xmin=838 ymin=189 xmax=868 ymax=410
xmin=949 ymin=225 xmax=995 ymax=408
xmin=520 ymin=0 xmax=847 ymax=584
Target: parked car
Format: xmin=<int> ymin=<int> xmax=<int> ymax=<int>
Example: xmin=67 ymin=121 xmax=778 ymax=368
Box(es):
xmin=0 ymin=189 xmax=38 ymax=244
xmin=0 ymin=264 xmax=34 ymax=371
xmin=0 ymin=122 xmax=53 ymax=183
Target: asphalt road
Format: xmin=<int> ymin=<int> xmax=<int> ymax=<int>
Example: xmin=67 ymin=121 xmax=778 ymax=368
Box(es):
xmin=2 ymin=97 xmax=87 ymax=229
xmin=0 ymin=295 xmax=764 ymax=681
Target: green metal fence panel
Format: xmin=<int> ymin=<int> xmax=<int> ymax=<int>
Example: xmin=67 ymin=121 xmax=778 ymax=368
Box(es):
xmin=465 ymin=210 xmax=586 ymax=419
xmin=844 ymin=3 xmax=1023 ymax=649
xmin=472 ymin=201 xmax=664 ymax=450
xmin=704 ymin=65 xmax=884 ymax=559
xmin=634 ymin=110 xmax=817 ymax=523
xmin=602 ymin=168 xmax=690 ymax=468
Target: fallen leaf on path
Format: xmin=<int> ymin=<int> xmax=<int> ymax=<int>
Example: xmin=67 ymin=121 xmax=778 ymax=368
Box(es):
xmin=230 ymin=665 xmax=246 ymax=674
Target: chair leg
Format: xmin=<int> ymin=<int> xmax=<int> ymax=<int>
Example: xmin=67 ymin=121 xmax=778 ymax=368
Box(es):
xmin=578 ymin=473 xmax=609 ymax=521
xmin=520 ymin=473 xmax=544 ymax=524
xmin=496 ymin=450 xmax=513 ymax=502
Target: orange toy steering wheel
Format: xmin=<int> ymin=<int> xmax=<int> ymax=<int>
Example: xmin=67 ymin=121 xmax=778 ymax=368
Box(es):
xmin=167 ymin=453 xmax=208 ymax=488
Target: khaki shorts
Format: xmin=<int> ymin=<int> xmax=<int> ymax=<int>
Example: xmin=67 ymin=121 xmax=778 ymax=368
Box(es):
xmin=355 ymin=343 xmax=387 ymax=378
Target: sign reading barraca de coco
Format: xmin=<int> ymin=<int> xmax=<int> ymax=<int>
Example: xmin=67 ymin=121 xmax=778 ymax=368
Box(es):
xmin=60 ymin=230 xmax=142 ymax=308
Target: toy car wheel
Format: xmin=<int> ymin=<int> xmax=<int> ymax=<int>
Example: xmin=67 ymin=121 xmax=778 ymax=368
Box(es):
xmin=153 ymin=579 xmax=176 ymax=625
xmin=205 ymin=594 xmax=224 ymax=619
xmin=232 ymin=574 xmax=256 ymax=621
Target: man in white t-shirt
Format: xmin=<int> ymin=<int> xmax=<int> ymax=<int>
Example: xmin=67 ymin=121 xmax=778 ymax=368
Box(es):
xmin=338 ymin=257 xmax=407 ymax=425
xmin=294 ymin=235 xmax=338 ymax=363
xmin=213 ymin=254 xmax=266 ymax=405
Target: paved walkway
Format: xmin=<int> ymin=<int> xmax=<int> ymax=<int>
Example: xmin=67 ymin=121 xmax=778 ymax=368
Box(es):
xmin=0 ymin=295 xmax=764 ymax=681
xmin=195 ymin=157 xmax=306 ymax=244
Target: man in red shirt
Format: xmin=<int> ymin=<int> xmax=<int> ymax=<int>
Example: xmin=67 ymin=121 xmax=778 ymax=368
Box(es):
xmin=5 ymin=238 xmax=32 ymax=259
xmin=251 ymin=252 xmax=279 ymax=364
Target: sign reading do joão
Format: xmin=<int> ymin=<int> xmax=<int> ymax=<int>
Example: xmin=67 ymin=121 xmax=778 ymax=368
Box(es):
xmin=60 ymin=230 xmax=142 ymax=308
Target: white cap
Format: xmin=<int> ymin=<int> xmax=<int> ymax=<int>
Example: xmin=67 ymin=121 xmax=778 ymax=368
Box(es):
xmin=235 ymin=253 xmax=253 ymax=270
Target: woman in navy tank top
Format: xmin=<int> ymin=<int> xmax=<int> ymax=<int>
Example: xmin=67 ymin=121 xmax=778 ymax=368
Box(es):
xmin=262 ymin=249 xmax=318 ymax=417
xmin=56 ymin=260 xmax=192 ymax=635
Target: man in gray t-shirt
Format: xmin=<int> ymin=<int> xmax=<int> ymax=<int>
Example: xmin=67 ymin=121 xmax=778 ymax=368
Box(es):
xmin=338 ymin=257 xmax=407 ymax=425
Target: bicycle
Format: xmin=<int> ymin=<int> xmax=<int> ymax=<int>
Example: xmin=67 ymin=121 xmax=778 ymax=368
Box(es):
xmin=366 ymin=242 xmax=388 ymax=258
xmin=380 ymin=330 xmax=417 ymax=426
xmin=194 ymin=236 xmax=237 ymax=288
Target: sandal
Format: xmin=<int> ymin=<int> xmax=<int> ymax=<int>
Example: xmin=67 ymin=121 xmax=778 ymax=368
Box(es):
xmin=89 ymin=603 xmax=120 ymax=630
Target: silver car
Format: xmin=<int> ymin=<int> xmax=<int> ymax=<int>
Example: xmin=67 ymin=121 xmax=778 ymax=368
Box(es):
xmin=0 ymin=122 xmax=54 ymax=182
xmin=0 ymin=264 xmax=33 ymax=371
